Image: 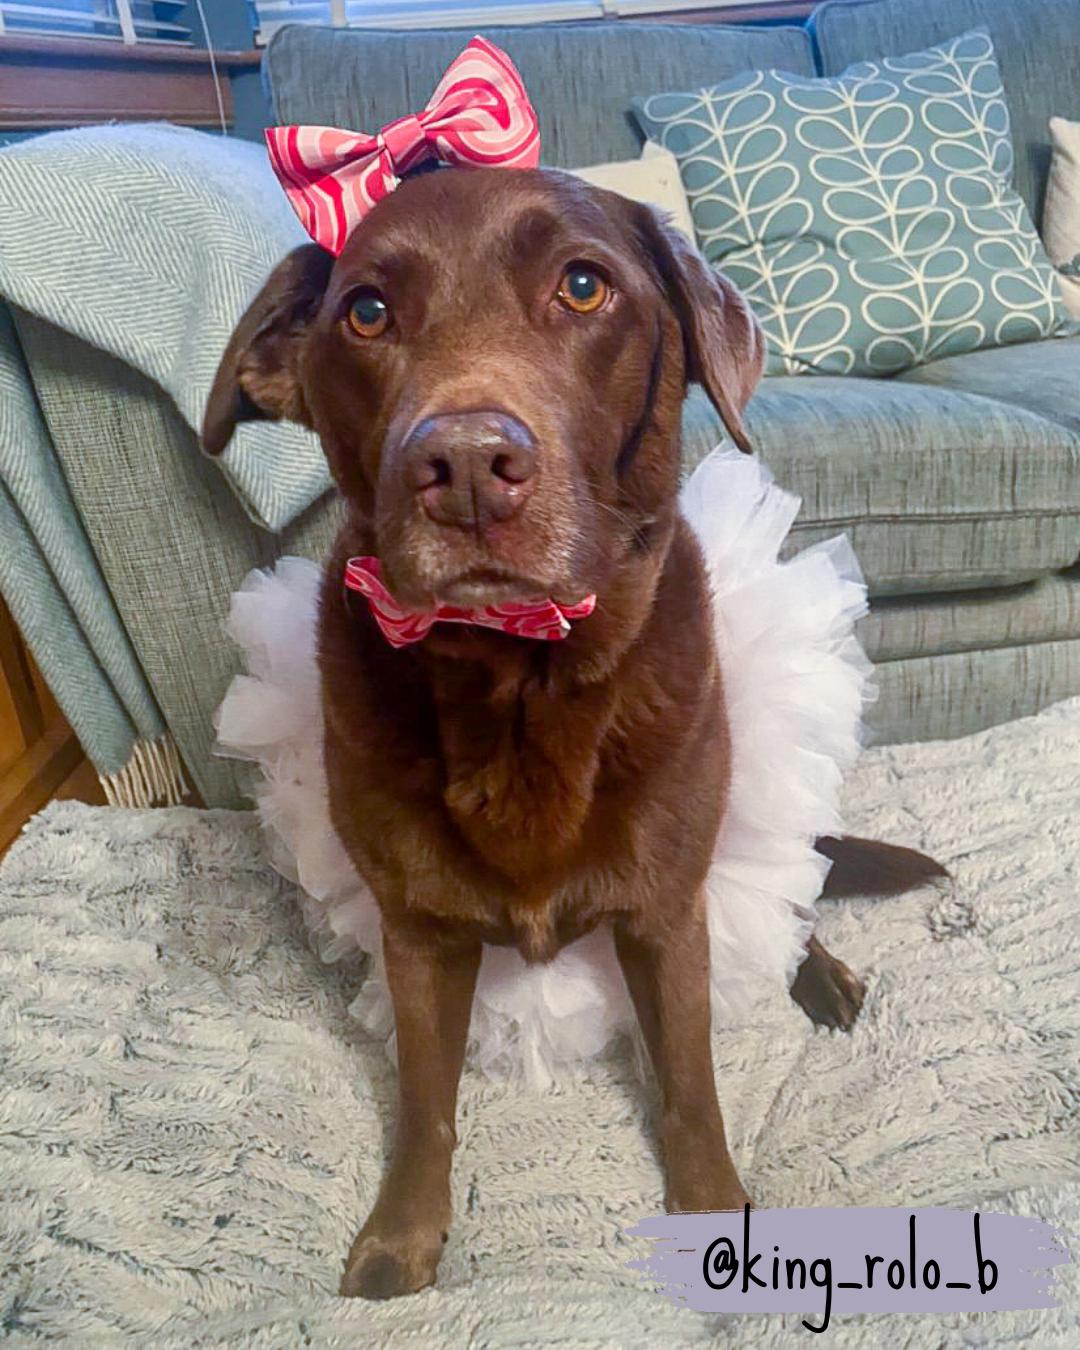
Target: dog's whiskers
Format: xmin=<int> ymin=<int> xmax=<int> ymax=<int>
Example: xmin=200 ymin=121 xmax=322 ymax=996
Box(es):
xmin=588 ymin=493 xmax=652 ymax=551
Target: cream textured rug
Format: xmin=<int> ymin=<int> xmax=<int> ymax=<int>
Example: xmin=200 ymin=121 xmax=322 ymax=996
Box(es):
xmin=1 ymin=700 xmax=1078 ymax=1346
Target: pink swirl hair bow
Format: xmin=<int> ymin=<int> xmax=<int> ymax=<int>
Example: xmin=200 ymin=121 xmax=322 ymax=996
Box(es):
xmin=344 ymin=557 xmax=596 ymax=649
xmin=265 ymin=36 xmax=541 ymax=256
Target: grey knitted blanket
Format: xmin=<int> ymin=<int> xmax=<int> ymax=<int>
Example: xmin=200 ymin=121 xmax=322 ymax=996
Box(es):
xmin=1 ymin=699 xmax=1077 ymax=1345
xmin=0 ymin=124 xmax=330 ymax=790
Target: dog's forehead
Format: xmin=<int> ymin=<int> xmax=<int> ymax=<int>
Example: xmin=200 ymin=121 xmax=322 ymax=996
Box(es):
xmin=336 ymin=167 xmax=637 ymax=271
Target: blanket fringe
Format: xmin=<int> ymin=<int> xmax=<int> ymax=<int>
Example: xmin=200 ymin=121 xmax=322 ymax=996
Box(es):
xmin=99 ymin=734 xmax=189 ymax=809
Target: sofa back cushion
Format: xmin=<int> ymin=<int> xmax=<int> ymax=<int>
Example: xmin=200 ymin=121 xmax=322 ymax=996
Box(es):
xmin=812 ymin=0 xmax=1080 ymax=229
xmin=264 ymin=20 xmax=814 ymax=169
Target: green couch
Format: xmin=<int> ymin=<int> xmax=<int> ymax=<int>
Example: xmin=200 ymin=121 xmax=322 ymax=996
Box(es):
xmin=11 ymin=0 xmax=1080 ymax=808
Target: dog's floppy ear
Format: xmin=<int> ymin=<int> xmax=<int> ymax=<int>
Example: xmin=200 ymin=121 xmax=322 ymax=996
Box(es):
xmin=201 ymin=243 xmax=335 ymax=455
xmin=636 ymin=209 xmax=765 ymax=453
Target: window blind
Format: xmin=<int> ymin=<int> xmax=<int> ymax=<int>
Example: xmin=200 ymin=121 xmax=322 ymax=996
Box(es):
xmin=250 ymin=0 xmax=790 ymax=43
xmin=0 ymin=0 xmax=193 ymax=45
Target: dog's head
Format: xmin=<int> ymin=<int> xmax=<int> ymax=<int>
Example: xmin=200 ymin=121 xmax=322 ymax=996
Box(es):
xmin=203 ymin=167 xmax=763 ymax=610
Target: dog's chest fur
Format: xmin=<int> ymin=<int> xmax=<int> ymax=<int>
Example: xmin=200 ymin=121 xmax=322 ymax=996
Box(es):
xmin=319 ymin=527 xmax=726 ymax=964
xmin=424 ymin=654 xmax=655 ymax=959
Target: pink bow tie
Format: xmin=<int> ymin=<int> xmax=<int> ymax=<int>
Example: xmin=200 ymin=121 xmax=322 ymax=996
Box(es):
xmin=265 ymin=36 xmax=540 ymax=256
xmin=344 ymin=556 xmax=596 ymax=649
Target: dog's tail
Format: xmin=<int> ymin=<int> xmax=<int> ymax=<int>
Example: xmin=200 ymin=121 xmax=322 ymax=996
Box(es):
xmin=814 ymin=835 xmax=948 ymax=899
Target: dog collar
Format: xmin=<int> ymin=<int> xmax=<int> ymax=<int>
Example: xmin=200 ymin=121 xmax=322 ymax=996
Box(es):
xmin=343 ymin=556 xmax=596 ymax=649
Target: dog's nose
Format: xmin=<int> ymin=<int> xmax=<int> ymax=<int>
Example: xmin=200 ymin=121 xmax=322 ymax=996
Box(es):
xmin=402 ymin=411 xmax=537 ymax=529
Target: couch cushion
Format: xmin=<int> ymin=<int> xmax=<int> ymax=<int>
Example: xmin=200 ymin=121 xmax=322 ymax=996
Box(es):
xmin=264 ymin=21 xmax=814 ymax=170
xmin=860 ymin=568 xmax=1080 ymax=663
xmin=867 ymin=637 xmax=1080 ymax=743
xmin=812 ymin=0 xmax=1080 ymax=230
xmin=681 ymin=377 xmax=1080 ymax=597
xmin=897 ymin=333 xmax=1080 ymax=436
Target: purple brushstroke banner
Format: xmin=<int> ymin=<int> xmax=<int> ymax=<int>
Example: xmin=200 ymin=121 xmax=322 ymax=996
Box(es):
xmin=627 ymin=1207 xmax=1072 ymax=1333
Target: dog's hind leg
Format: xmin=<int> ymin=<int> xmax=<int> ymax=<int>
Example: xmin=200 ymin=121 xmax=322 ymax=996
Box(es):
xmin=790 ymin=935 xmax=866 ymax=1032
xmin=793 ymin=836 xmax=948 ymax=1030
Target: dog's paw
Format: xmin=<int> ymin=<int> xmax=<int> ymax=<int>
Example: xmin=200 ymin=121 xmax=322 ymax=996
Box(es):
xmin=660 ymin=1126 xmax=753 ymax=1214
xmin=666 ymin=1180 xmax=753 ymax=1214
xmin=340 ymin=1228 xmax=444 ymax=1300
xmin=790 ymin=940 xmax=866 ymax=1032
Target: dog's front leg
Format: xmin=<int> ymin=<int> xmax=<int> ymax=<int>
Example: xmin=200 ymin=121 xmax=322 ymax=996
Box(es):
xmin=615 ymin=899 xmax=751 ymax=1214
xmin=341 ymin=917 xmax=481 ymax=1300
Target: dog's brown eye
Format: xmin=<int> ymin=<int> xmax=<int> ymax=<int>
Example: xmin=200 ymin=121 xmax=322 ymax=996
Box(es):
xmin=346 ymin=289 xmax=390 ymax=338
xmin=557 ymin=266 xmax=609 ymax=315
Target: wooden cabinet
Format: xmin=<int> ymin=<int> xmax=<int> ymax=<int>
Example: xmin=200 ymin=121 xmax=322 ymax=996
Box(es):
xmin=0 ymin=596 xmax=103 ymax=857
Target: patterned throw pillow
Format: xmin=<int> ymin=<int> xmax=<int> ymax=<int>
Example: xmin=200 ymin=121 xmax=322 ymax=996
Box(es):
xmin=633 ymin=29 xmax=1073 ymax=377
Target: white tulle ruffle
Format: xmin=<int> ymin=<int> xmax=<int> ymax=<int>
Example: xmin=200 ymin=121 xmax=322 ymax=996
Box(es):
xmin=214 ymin=449 xmax=873 ymax=1087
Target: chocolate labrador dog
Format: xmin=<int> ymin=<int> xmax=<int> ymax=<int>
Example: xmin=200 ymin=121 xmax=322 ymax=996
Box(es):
xmin=203 ymin=166 xmax=943 ymax=1300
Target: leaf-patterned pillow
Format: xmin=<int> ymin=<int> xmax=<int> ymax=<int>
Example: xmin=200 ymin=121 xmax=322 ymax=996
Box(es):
xmin=634 ymin=28 xmax=1074 ymax=377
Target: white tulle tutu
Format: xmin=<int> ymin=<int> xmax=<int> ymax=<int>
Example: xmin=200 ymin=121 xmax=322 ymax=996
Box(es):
xmin=214 ymin=449 xmax=873 ymax=1087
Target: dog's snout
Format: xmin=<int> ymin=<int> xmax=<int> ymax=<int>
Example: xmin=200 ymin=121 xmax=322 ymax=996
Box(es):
xmin=403 ymin=411 xmax=537 ymax=529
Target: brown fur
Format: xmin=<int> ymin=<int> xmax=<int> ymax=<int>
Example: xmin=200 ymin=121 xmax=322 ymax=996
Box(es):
xmin=816 ymin=834 xmax=950 ymax=899
xmin=203 ymin=167 xmax=941 ymax=1300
